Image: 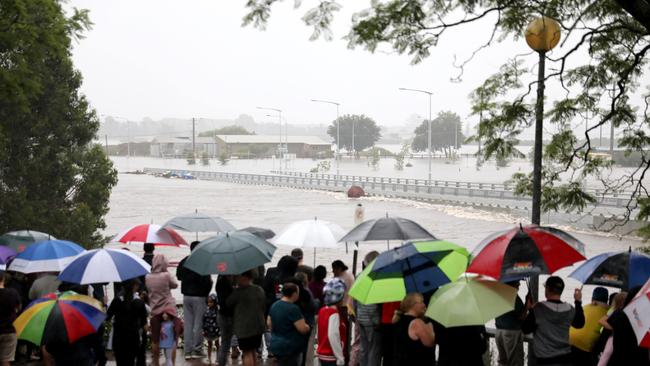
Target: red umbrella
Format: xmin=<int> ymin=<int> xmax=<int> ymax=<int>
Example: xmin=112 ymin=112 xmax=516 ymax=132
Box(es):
xmin=112 ymin=224 xmax=187 ymax=247
xmin=467 ymin=224 xmax=586 ymax=281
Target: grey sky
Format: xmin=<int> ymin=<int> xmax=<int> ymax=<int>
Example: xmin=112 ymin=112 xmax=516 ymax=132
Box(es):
xmin=69 ymin=0 xmax=639 ymax=138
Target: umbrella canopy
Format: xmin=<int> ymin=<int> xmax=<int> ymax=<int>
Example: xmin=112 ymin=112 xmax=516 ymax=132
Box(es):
xmin=339 ymin=214 xmax=436 ymax=243
xmin=0 ymin=230 xmax=56 ymax=253
xmin=9 ymin=240 xmax=85 ymax=274
xmin=425 ymin=276 xmax=517 ymax=327
xmin=467 ymin=225 xmax=586 ymax=281
xmin=58 ymin=248 xmax=151 ymax=284
xmin=238 ymin=227 xmax=275 ymax=239
xmin=0 ymin=246 xmax=17 ymax=270
xmin=624 ymin=278 xmax=650 ymax=348
xmin=570 ymin=249 xmax=650 ymax=290
xmin=162 ymin=213 xmax=235 ymax=233
xmin=184 ymin=231 xmax=276 ymax=275
xmin=112 ymin=224 xmax=187 ymax=246
xmin=273 ymin=218 xmax=346 ymax=248
xmin=14 ymin=291 xmax=105 ymax=345
xmin=349 ymin=240 xmax=470 ymax=304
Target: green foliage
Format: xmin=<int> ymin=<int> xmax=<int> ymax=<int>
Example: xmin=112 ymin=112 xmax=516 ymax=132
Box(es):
xmin=370 ymin=147 xmax=381 ymax=170
xmin=201 ymin=151 xmax=210 ymax=165
xmin=186 ymin=151 xmax=196 ymax=165
xmin=394 ymin=143 xmax=410 ymax=170
xmin=199 ymin=125 xmax=254 ymax=137
xmin=326 ymin=114 xmax=381 ymax=152
xmin=218 ymin=152 xmax=229 ymax=165
xmin=412 ymin=111 xmax=465 ymax=157
xmin=310 ymin=160 xmax=331 ymax=173
xmin=0 ymin=0 xmax=117 ymax=248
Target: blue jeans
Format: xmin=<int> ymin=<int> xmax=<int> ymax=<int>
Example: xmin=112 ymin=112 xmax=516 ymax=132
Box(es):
xmin=183 ymin=296 xmax=207 ymax=354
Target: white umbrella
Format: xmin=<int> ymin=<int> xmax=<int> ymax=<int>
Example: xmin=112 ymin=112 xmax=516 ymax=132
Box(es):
xmin=273 ymin=218 xmax=346 ymax=266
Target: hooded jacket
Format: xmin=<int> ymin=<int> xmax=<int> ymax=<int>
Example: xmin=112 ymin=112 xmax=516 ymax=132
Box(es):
xmin=145 ymin=254 xmax=178 ymax=316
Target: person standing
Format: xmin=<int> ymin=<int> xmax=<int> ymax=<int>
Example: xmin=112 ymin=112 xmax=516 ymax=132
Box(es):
xmin=331 ymin=260 xmax=354 ymax=305
xmin=106 ymin=279 xmax=148 ymax=366
xmin=226 ymin=270 xmax=266 ymax=366
xmin=354 ymin=203 xmax=365 ymax=226
xmin=145 ymin=254 xmax=179 ymax=366
xmin=392 ymin=293 xmax=435 ymax=365
xmin=215 ymin=275 xmax=235 ymax=366
xmin=316 ymin=279 xmax=348 ymax=366
xmin=605 ymin=287 xmax=650 ymax=366
xmin=268 ymin=283 xmax=311 ymax=366
xmin=522 ymin=276 xmax=585 ymax=366
xmin=308 ymin=265 xmax=327 ymax=310
xmin=0 ymin=272 xmax=20 ymax=366
xmin=202 ymin=294 xmax=220 ymax=366
xmin=569 ymin=287 xmax=609 ymax=366
xmin=142 ymin=243 xmax=155 ymax=266
xmin=177 ymin=241 xmax=213 ymax=360
xmin=495 ymin=280 xmax=526 ymax=366
xmin=291 ymin=248 xmax=314 ymax=282
xmin=356 ymin=251 xmax=381 ymax=366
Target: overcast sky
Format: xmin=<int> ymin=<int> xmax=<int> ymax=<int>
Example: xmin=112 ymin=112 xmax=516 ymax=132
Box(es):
xmin=68 ymin=0 xmax=629 ymax=135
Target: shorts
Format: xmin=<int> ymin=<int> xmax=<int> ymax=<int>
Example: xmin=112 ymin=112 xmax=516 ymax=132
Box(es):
xmin=237 ymin=334 xmax=262 ymax=351
xmin=0 ymin=333 xmax=17 ymax=362
xmin=150 ymin=314 xmax=163 ymax=343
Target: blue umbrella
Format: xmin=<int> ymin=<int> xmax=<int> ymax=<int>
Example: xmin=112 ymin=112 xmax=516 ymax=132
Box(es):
xmin=58 ymin=248 xmax=151 ymax=284
xmin=569 ymin=248 xmax=650 ymax=289
xmin=8 ymin=240 xmax=84 ymax=274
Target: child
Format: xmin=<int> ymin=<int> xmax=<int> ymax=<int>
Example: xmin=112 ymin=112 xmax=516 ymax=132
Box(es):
xmin=160 ymin=309 xmax=179 ymax=366
xmin=203 ymin=294 xmax=221 ymax=365
xmin=316 ymin=278 xmax=347 ymax=366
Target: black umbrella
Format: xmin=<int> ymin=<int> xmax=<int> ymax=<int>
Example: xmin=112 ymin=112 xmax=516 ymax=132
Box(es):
xmin=238 ymin=227 xmax=276 ymax=240
xmin=339 ymin=214 xmax=436 ymax=246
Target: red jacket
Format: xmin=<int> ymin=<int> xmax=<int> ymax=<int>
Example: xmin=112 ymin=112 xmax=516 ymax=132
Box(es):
xmin=316 ymin=306 xmax=346 ymax=364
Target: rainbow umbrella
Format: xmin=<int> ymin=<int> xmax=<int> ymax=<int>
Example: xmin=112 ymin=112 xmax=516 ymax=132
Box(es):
xmin=13 ymin=291 xmax=105 ymax=345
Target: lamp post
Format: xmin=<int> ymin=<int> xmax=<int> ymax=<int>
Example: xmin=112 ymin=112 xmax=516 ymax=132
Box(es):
xmin=311 ymin=99 xmax=340 ymax=177
xmin=257 ymin=106 xmax=283 ymax=172
xmin=399 ymin=88 xmax=433 ymax=184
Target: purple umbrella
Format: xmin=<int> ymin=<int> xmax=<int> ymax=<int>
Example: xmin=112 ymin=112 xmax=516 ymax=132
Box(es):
xmin=0 ymin=246 xmax=17 ymax=269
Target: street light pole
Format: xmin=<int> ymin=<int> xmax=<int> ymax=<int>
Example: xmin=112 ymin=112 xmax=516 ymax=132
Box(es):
xmin=311 ymin=99 xmax=341 ymax=177
xmin=399 ymin=88 xmax=433 ymax=184
xmin=257 ymin=106 xmax=283 ymax=173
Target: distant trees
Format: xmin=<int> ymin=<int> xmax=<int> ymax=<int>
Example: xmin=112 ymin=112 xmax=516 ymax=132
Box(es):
xmin=199 ymin=125 xmax=254 ymax=137
xmin=327 ymin=114 xmax=381 ymax=153
xmin=412 ymin=111 xmax=464 ymax=158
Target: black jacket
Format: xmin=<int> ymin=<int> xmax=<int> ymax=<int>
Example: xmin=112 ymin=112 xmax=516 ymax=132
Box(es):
xmin=176 ymin=256 xmax=212 ymax=297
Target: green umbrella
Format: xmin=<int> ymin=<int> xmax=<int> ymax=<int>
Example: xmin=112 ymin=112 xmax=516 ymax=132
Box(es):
xmin=184 ymin=231 xmax=276 ymax=275
xmin=349 ymin=240 xmax=470 ymax=304
xmin=425 ymin=276 xmax=517 ymax=327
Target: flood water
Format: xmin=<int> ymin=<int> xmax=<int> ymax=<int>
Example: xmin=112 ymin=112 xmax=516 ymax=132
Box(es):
xmin=105 ymin=157 xmax=646 ymax=303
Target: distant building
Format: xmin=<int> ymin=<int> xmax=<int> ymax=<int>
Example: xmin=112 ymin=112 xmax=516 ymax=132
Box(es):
xmin=149 ymin=136 xmax=217 ymax=158
xmin=214 ymin=135 xmax=332 ymax=158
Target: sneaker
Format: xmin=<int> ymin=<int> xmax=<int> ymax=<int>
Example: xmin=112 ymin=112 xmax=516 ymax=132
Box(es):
xmin=192 ymin=350 xmax=207 ymax=359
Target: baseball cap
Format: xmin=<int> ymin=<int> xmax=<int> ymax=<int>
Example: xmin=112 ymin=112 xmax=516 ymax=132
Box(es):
xmin=324 ymin=278 xmax=346 ymax=305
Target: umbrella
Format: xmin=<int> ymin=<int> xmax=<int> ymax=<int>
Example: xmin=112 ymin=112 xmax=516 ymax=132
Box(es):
xmin=58 ymin=248 xmax=151 ymax=284
xmin=349 ymin=240 xmax=470 ymax=304
xmin=14 ymin=291 xmax=105 ymax=345
xmin=0 ymin=246 xmax=17 ymax=270
xmin=0 ymin=230 xmax=56 ymax=253
xmin=623 ymin=278 xmax=650 ymax=348
xmin=238 ymin=227 xmax=275 ymax=239
xmin=184 ymin=231 xmax=276 ymax=275
xmin=425 ymin=276 xmax=517 ymax=327
xmin=112 ymin=224 xmax=187 ymax=246
xmin=569 ymin=248 xmax=650 ymax=290
xmin=339 ymin=214 xmax=436 ymax=246
xmin=273 ymin=218 xmax=345 ymax=249
xmin=162 ymin=212 xmax=235 ymax=233
xmin=467 ymin=224 xmax=586 ymax=281
xmin=9 ymin=240 xmax=85 ymax=274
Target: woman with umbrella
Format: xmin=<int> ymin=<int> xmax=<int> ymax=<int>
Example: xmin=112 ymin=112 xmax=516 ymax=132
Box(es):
xmin=391 ymin=293 xmax=435 ymax=365
xmin=106 ymin=279 xmax=148 ymax=366
xmin=146 ymin=254 xmax=179 ymax=366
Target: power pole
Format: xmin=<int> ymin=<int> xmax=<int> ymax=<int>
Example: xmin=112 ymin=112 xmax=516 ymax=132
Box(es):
xmin=192 ymin=117 xmax=196 ymax=159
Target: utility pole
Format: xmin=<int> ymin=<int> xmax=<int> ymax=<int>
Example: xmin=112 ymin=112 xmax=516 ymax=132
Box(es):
xmin=610 ymin=120 xmax=615 ymax=154
xmin=192 ymin=117 xmax=196 ymax=159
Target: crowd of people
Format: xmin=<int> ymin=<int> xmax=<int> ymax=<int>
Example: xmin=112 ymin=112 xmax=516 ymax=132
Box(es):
xmin=0 ymin=241 xmax=648 ymax=366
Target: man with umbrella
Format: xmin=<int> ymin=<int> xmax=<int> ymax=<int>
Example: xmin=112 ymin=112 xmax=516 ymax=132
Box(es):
xmin=177 ymin=241 xmax=213 ymax=360
xmin=522 ymin=276 xmax=585 ymax=366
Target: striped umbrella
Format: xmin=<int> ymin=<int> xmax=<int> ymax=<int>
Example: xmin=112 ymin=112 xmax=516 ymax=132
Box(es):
xmin=112 ymin=224 xmax=187 ymax=246
xmin=14 ymin=291 xmax=105 ymax=345
xmin=58 ymin=248 xmax=151 ymax=284
xmin=569 ymin=248 xmax=650 ymax=290
xmin=8 ymin=240 xmax=85 ymax=274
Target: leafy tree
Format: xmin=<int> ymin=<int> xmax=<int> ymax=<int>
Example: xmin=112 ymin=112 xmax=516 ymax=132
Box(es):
xmin=326 ymin=114 xmax=381 ymax=152
xmin=244 ymin=1 xmax=650 ymax=238
xmin=412 ymin=111 xmax=465 ymax=157
xmin=394 ymin=143 xmax=410 ymax=170
xmin=0 ymin=0 xmax=117 ymax=248
xmin=218 ymin=152 xmax=229 ymax=165
xmin=199 ymin=125 xmax=254 ymax=137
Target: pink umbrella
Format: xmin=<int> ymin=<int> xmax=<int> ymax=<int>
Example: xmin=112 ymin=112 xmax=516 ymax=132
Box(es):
xmin=624 ymin=278 xmax=650 ymax=348
xmin=112 ymin=224 xmax=187 ymax=247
